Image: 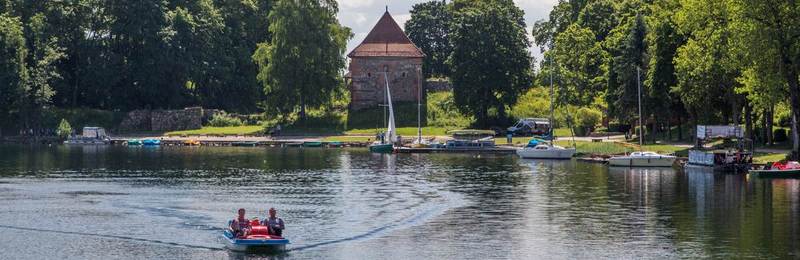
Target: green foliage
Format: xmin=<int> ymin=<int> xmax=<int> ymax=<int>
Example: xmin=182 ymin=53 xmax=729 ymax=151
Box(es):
xmin=56 ymin=119 xmax=72 ymax=138
xmin=406 ymin=1 xmax=452 ymax=77
xmin=551 ymin=24 xmax=607 ymax=107
xmin=607 ymin=13 xmax=647 ymax=122
xmin=510 ymin=87 xmax=550 ymax=120
xmin=0 ymin=14 xmax=27 ymax=122
xmin=41 ymin=108 xmax=125 ymax=130
xmin=448 ymin=0 xmax=533 ymax=127
xmin=253 ymin=0 xmax=351 ymax=120
xmin=208 ymin=113 xmax=244 ymax=127
xmin=576 ymin=107 xmax=602 ymax=130
xmin=427 ymin=91 xmax=472 ymax=128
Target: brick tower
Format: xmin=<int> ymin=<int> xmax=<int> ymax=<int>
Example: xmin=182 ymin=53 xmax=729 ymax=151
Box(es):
xmin=347 ymin=11 xmax=426 ymax=111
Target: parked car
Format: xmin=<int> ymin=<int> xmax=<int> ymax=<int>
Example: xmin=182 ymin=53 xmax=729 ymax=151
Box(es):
xmin=507 ymin=118 xmax=551 ymax=136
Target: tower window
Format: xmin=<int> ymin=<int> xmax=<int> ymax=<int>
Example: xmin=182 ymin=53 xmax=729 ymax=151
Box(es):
xmin=368 ymin=73 xmax=371 ymax=78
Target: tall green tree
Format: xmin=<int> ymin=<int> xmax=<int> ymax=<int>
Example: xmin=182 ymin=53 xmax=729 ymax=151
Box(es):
xmin=645 ymin=0 xmax=684 ymax=140
xmin=729 ymin=0 xmax=800 ymax=158
xmin=107 ymin=0 xmax=172 ymax=110
xmin=20 ymin=13 xmax=64 ymax=131
xmin=405 ymin=0 xmax=451 ymax=78
xmin=253 ymin=0 xmax=351 ymax=121
xmin=0 ymin=14 xmax=27 ymax=126
xmin=607 ymin=13 xmax=647 ymax=123
xmin=551 ymin=24 xmax=607 ymax=107
xmin=674 ymin=0 xmax=741 ymax=124
xmin=448 ymin=0 xmax=533 ymax=127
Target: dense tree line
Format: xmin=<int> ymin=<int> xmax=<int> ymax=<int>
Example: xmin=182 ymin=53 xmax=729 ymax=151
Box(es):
xmin=408 ymin=0 xmax=799 ymax=158
xmin=0 ymin=0 xmax=272 ymax=122
xmin=1 ymin=0 xmax=353 ymax=133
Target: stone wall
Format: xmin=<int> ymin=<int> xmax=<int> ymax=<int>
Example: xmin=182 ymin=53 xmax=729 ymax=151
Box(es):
xmin=119 ymin=107 xmax=203 ymax=132
xmin=348 ymin=56 xmax=424 ymax=111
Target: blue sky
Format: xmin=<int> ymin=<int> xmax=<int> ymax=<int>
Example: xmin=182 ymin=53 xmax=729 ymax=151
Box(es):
xmin=337 ymin=0 xmax=558 ymax=62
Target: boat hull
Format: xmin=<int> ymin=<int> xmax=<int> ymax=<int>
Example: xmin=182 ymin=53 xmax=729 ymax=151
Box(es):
xmin=223 ymin=230 xmax=289 ymax=252
xmin=516 ymin=148 xmax=576 ymax=159
xmin=608 ymin=157 xmax=676 ymax=167
xmin=369 ymin=144 xmax=393 ymax=153
xmin=749 ymin=169 xmax=800 ymax=178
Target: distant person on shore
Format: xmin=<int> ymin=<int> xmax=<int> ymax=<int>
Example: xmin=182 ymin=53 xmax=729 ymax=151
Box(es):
xmin=262 ymin=208 xmax=285 ymax=236
xmin=506 ymin=132 xmax=513 ymax=144
xmin=230 ymin=208 xmax=251 ymax=238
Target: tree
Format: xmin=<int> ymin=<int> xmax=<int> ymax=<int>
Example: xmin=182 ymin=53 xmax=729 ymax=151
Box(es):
xmin=607 ymin=13 xmax=647 ymax=124
xmin=448 ymin=0 xmax=533 ymax=127
xmin=729 ymin=0 xmax=800 ymax=159
xmin=253 ymin=0 xmax=351 ymax=121
xmin=20 ymin=13 xmax=65 ymax=132
xmin=0 ymin=14 xmax=27 ymax=124
xmin=405 ymin=0 xmax=451 ymax=78
xmin=674 ymin=0 xmax=741 ymax=125
xmin=645 ymin=0 xmax=685 ymax=140
xmin=551 ymin=24 xmax=607 ymax=108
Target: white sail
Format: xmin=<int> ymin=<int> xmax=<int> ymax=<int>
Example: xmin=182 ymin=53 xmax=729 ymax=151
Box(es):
xmin=385 ymin=73 xmax=397 ymax=143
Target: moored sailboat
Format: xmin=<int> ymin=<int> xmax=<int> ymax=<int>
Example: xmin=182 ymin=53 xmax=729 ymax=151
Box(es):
xmin=369 ymin=72 xmax=396 ymax=153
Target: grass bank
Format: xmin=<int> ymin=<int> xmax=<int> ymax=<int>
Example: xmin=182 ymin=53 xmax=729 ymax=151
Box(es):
xmin=165 ymin=125 xmax=265 ymax=136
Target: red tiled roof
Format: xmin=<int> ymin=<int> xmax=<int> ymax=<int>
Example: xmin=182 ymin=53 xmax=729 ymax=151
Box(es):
xmin=348 ymin=11 xmax=425 ymax=58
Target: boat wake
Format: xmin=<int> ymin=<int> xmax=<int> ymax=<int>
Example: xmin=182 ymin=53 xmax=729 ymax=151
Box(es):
xmin=0 ymin=224 xmax=225 ymax=251
xmin=289 ymin=190 xmax=462 ymax=252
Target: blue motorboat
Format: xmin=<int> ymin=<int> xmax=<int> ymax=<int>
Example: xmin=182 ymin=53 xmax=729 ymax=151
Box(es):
xmin=142 ymin=139 xmax=161 ymax=146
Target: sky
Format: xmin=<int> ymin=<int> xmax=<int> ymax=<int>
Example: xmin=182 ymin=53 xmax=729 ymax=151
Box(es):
xmin=336 ymin=0 xmax=558 ymax=62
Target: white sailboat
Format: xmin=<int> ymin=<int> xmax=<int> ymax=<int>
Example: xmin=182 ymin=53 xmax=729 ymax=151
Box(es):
xmin=369 ymin=72 xmax=396 ymax=153
xmin=517 ymin=58 xmax=576 ymax=159
xmin=608 ymin=67 xmax=676 ymax=167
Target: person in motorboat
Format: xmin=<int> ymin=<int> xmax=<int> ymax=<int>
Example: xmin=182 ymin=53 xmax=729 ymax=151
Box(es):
xmin=229 ymin=208 xmax=252 ymax=238
xmin=262 ymin=208 xmax=285 ymax=236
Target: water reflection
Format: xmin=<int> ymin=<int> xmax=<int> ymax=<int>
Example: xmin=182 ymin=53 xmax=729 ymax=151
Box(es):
xmin=0 ymin=147 xmax=799 ymax=259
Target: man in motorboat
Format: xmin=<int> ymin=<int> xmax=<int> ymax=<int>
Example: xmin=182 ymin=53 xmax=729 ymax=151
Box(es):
xmin=262 ymin=207 xmax=285 ymax=236
xmin=229 ymin=208 xmax=252 ymax=238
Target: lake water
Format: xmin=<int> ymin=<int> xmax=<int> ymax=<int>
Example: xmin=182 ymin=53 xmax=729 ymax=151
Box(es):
xmin=0 ymin=145 xmax=798 ymax=259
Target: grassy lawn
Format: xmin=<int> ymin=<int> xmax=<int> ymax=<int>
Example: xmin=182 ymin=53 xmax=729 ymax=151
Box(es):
xmin=753 ymin=153 xmax=789 ymax=164
xmin=344 ymin=127 xmax=456 ymax=136
xmin=165 ymin=125 xmax=265 ymax=136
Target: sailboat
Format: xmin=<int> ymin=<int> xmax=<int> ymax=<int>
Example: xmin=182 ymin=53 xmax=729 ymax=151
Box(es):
xmin=608 ymin=67 xmax=676 ymax=167
xmin=369 ymin=72 xmax=396 ymax=153
xmin=516 ymin=59 xmax=576 ymax=159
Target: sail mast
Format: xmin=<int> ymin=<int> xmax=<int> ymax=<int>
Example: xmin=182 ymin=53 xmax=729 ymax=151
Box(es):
xmin=637 ymin=67 xmax=643 ymax=150
xmin=550 ymin=56 xmax=555 ymax=147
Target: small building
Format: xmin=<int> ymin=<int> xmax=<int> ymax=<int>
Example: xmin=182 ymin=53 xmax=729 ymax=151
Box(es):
xmin=347 ymin=10 xmax=426 ymax=111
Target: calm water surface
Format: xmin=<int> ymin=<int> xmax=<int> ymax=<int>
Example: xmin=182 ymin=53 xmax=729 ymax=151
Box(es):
xmin=0 ymin=145 xmax=798 ymax=259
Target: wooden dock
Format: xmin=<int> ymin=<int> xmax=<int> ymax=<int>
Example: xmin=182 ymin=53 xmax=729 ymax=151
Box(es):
xmin=395 ymin=147 xmax=517 ymax=154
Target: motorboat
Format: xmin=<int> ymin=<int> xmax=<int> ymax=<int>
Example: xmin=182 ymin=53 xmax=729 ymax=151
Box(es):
xmin=142 ymin=139 xmax=161 ymax=146
xmin=64 ymin=127 xmax=111 ymax=145
xmin=608 ymin=151 xmax=676 ymax=167
xmin=369 ymin=142 xmax=393 ymax=153
xmin=127 ymin=139 xmax=143 ymax=146
xmin=517 ymin=144 xmax=576 ymax=159
xmin=223 ymin=220 xmax=289 ymax=252
xmin=749 ymin=161 xmax=800 ymax=178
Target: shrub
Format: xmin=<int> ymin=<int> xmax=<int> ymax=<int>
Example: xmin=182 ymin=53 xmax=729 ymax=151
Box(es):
xmin=774 ymin=128 xmax=788 ymax=142
xmin=573 ymin=107 xmax=602 ymax=136
xmin=208 ymin=112 xmax=244 ymax=127
xmin=56 ymin=119 xmax=72 ymax=138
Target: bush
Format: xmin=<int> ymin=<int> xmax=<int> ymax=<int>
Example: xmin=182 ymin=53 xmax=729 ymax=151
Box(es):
xmin=573 ymin=107 xmax=602 ymax=136
xmin=56 ymin=119 xmax=72 ymax=138
xmin=774 ymin=128 xmax=788 ymax=142
xmin=208 ymin=112 xmax=244 ymax=127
